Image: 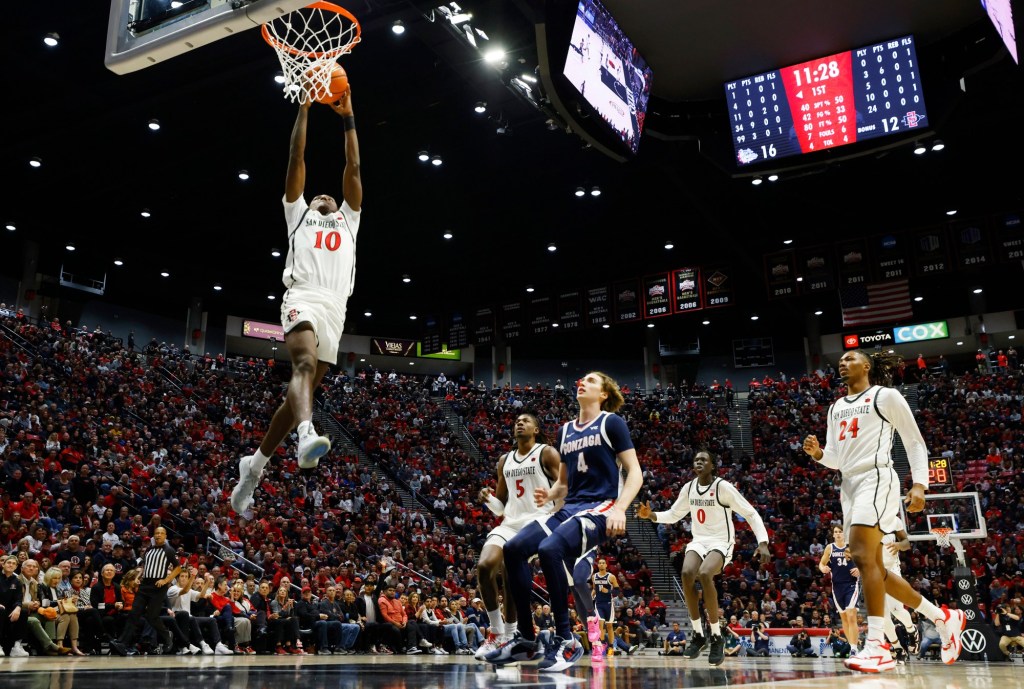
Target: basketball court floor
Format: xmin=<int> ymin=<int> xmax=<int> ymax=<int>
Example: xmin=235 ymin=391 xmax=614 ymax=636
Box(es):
xmin=2 ymin=654 xmax=1021 ymax=689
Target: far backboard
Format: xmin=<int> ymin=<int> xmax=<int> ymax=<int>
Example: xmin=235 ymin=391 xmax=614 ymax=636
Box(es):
xmin=901 ymin=491 xmax=987 ymax=541
xmin=105 ymin=0 xmax=308 ymax=74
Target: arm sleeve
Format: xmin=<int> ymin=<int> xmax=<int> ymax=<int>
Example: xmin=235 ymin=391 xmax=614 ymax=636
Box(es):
xmin=603 ymin=414 xmax=635 ymax=452
xmin=653 ymin=482 xmax=692 ymax=524
xmin=719 ymin=480 xmax=770 ymax=544
xmin=879 ymin=389 xmax=929 ymax=487
xmin=818 ymin=403 xmax=840 ymax=470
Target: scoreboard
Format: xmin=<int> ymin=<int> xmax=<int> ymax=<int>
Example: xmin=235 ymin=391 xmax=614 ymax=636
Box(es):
xmin=927 ymin=456 xmax=953 ymax=487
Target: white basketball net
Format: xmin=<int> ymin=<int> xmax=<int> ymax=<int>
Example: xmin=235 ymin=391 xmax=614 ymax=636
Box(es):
xmin=262 ymin=3 xmax=361 ymax=105
xmin=931 ymin=528 xmax=953 ymax=549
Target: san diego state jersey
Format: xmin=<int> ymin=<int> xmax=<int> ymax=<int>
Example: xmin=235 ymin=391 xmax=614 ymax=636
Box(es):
xmin=500 ymin=443 xmax=556 ymax=529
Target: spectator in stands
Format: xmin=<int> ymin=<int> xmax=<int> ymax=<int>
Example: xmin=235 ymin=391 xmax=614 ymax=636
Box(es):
xmin=660 ymin=622 xmax=686 ymax=656
xmin=378 ymin=583 xmax=421 ymax=655
xmin=994 ymin=603 xmax=1023 ymax=657
xmin=917 ymin=615 xmax=941 ymax=659
xmin=826 ymin=626 xmax=851 ymax=658
xmin=270 ymin=585 xmax=303 ymax=654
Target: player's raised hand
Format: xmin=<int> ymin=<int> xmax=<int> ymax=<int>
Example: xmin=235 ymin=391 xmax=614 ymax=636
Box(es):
xmin=904 ymin=483 xmax=926 ymax=513
xmin=534 ymin=486 xmax=550 ymax=507
xmin=636 ymin=501 xmax=652 ymax=520
xmin=803 ymin=435 xmax=821 ymax=458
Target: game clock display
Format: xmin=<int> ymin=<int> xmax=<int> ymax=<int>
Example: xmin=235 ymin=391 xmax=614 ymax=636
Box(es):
xmin=928 ymin=457 xmax=953 ymax=487
xmin=726 ymin=34 xmax=927 ymax=167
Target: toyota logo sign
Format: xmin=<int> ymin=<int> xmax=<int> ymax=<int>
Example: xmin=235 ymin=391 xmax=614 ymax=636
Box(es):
xmin=960 ymin=628 xmax=986 ymax=654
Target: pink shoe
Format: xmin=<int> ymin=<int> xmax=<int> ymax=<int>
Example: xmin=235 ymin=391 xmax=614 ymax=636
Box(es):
xmin=587 ymin=616 xmax=601 ymax=643
xmin=591 ymin=641 xmax=605 ymax=661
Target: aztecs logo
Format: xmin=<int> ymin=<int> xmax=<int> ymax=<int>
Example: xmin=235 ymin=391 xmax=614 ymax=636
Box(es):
xmin=287 ymin=309 xmax=300 ymax=323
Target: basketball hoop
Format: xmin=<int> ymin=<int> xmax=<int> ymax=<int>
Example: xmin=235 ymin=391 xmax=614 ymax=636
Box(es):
xmin=262 ymin=1 xmax=361 ymax=104
xmin=931 ymin=527 xmax=954 ymax=549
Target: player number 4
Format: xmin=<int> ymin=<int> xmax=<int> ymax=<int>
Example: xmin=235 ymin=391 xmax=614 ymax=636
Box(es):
xmin=838 ymin=417 xmax=860 ymax=440
xmin=577 ymin=452 xmax=588 ymax=473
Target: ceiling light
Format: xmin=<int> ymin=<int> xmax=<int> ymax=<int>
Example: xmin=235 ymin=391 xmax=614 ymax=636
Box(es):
xmin=65 ymin=243 xmax=75 ymax=252
xmin=271 ymin=248 xmax=281 ymax=258
xmin=888 ymin=349 xmax=895 ymax=354
xmin=113 ymin=258 xmax=124 ymax=266
xmin=750 ymin=314 xmax=759 ymax=321
xmin=360 ymin=358 xmax=366 ymax=362
xmin=783 ymin=239 xmax=793 ymax=245
xmin=5 ymin=224 xmax=14 ymax=231
xmin=973 ymin=287 xmax=983 ymax=294
xmin=409 ymin=314 xmax=418 ymax=320
xmin=931 ymin=139 xmax=945 ymax=152
xmin=140 ymin=209 xmax=151 ymax=218
xmin=647 ymin=323 xmax=655 ymax=328
xmin=552 ymin=322 xmax=559 ymax=328
xmin=213 ymin=284 xmax=222 ymax=291
xmin=814 ymin=310 xmax=823 ymax=316
xmin=267 ymin=294 xmax=275 ymax=300
xmin=602 ymin=324 xmax=610 ymax=329
xmin=170 ymin=0 xmax=183 ymax=7
xmin=767 ymin=174 xmax=779 ymax=182
xmin=1010 ymin=335 xmax=1016 ymax=340
xmin=913 ymin=142 xmax=927 ymax=155
xmin=574 ymin=187 xmax=585 ymax=197
xmin=590 ymin=186 xmax=601 ymax=197
xmin=274 ymin=71 xmax=286 ymax=84
xmin=702 ymin=320 xmax=710 ymax=325
xmin=526 ymin=286 xmax=535 ymax=293
xmin=796 ymin=276 xmax=804 ymax=282
xmin=664 ymin=241 xmax=674 ymax=250
xmin=430 ymin=155 xmax=443 ymax=166
xmin=391 ymin=20 xmax=405 ymax=35
xmin=914 ymin=295 xmax=923 ymax=302
xmin=483 ymin=48 xmax=506 ymax=64
xmin=238 ymin=170 xmax=250 ymax=180
xmin=147 ymin=119 xmax=161 ymax=131
xmin=547 ymin=243 xmax=557 ymax=252
xmin=363 ymin=311 xmax=372 ymax=317
xmin=43 ymin=32 xmax=59 ymax=47
xmin=402 ymin=274 xmax=411 ymax=283
xmin=161 ymin=271 xmax=170 ymax=277
xmin=417 ymin=151 xmax=429 ymax=162
xmin=946 ymin=209 xmax=957 ymax=216
xmin=956 ymin=341 xmax=964 ymax=346
xmin=442 ymin=231 xmax=453 ymax=239
xmin=751 ymin=177 xmax=762 ymax=186
xmin=474 ymin=101 xmax=487 ymax=114
xmin=409 ymin=361 xmax=415 ymax=366
xmin=29 ymin=157 xmax=42 ymax=168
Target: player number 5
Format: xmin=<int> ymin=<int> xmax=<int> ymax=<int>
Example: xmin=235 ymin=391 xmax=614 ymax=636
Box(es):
xmin=515 ymin=478 xmax=524 ymax=498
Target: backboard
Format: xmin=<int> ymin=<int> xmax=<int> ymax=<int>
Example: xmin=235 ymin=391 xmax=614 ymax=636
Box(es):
xmin=105 ymin=0 xmax=309 ymax=74
xmin=901 ymin=491 xmax=987 ymax=542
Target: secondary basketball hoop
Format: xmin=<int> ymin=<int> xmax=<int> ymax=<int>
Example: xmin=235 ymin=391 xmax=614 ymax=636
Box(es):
xmin=930 ymin=526 xmax=954 ymax=549
xmin=262 ymin=2 xmax=361 ymax=104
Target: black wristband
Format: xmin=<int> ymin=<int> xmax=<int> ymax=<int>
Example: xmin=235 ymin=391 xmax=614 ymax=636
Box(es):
xmin=343 ymin=116 xmax=356 ymax=132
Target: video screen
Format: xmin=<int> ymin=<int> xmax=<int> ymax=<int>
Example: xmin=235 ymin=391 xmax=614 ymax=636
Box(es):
xmin=981 ymin=0 xmax=1018 ymax=64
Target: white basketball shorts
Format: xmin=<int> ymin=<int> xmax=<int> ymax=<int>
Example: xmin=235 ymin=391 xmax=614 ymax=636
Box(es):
xmin=280 ymin=285 xmax=347 ymax=365
xmin=841 ymin=466 xmax=902 ymax=535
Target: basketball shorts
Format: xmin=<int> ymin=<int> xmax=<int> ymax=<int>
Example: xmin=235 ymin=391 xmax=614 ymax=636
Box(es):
xmin=832 ymin=581 xmax=860 ymax=611
xmin=280 ymin=285 xmax=347 ymax=365
xmin=684 ymin=538 xmax=735 ymax=569
xmin=595 ymin=600 xmax=612 ymax=621
xmin=552 ymin=500 xmax=616 ymax=553
xmin=840 ymin=466 xmax=902 ymax=535
xmin=484 ymin=513 xmax=559 ymax=550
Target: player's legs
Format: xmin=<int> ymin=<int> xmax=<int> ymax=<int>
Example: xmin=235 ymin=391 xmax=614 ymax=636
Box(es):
xmin=679 ymin=550 xmax=707 ymax=636
xmin=260 ymin=324 xmax=330 ymax=456
xmin=502 ymin=520 xmax=554 ymax=640
xmin=848 ymin=525 xmax=885 ymax=618
xmin=476 ymin=542 xmax=507 ymax=634
xmin=839 ymin=607 xmax=859 ymax=648
xmin=537 ymin=512 xmax=606 ymax=640
xmin=697 ymin=551 xmax=726 ymax=626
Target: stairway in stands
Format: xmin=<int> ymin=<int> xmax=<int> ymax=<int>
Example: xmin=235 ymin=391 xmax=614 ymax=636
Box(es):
xmin=728 ymin=392 xmax=753 ymax=456
xmin=625 ymin=511 xmax=691 ymax=632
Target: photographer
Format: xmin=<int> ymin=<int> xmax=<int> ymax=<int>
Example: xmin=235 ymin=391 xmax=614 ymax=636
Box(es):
xmin=994 ymin=603 xmax=1024 ymax=657
xmin=826 ymin=626 xmax=851 ymax=659
xmin=787 ymin=628 xmax=818 ymax=657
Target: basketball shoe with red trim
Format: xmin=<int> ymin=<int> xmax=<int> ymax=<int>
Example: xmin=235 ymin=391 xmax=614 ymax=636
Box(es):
xmin=844 ymin=638 xmax=896 ymax=673
xmin=937 ymin=605 xmax=967 ymax=664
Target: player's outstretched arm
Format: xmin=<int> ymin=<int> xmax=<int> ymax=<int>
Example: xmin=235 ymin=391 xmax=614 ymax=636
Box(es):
xmin=285 ymin=102 xmax=311 ymax=203
xmin=328 ymin=90 xmax=361 ymax=212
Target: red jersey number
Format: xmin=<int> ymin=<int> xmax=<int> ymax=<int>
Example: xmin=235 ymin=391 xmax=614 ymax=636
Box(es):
xmin=838 ymin=417 xmax=860 ymax=441
xmin=314 ymin=230 xmax=342 ymax=251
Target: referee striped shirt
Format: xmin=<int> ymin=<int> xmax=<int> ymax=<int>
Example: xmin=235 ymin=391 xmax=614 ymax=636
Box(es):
xmin=141 ymin=543 xmax=178 ymax=583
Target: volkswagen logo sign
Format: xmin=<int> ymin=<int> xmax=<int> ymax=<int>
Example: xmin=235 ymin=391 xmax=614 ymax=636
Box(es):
xmin=960 ymin=628 xmax=986 ymax=654
xmin=964 ymin=609 xmax=977 ymax=621
xmin=960 ymin=594 xmax=974 ymax=606
xmin=957 ymin=579 xmax=971 ymax=590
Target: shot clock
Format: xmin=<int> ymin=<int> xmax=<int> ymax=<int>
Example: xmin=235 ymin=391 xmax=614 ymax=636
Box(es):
xmin=927 ymin=456 xmax=953 ymax=487
xmin=725 ymin=34 xmax=928 ymax=167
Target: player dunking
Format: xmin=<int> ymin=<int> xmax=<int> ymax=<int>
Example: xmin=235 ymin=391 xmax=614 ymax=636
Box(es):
xmin=474 ymin=413 xmax=561 ymax=660
xmin=487 ymin=371 xmax=642 ymax=672
xmin=637 ymin=450 xmax=770 ymax=666
xmin=820 ymin=524 xmax=861 ymax=652
xmin=803 ymin=350 xmax=966 ymax=673
xmin=230 ymin=91 xmax=362 ymax=515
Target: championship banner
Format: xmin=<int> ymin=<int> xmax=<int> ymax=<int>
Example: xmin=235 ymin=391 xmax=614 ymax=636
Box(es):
xmin=993 ymin=211 xmax=1023 ymax=263
xmin=585 ymin=286 xmax=610 ymax=328
xmin=672 ymin=267 xmax=702 ymax=313
xmin=371 ymin=337 xmax=416 ymax=357
xmin=642 ymin=273 xmax=673 ymax=318
xmin=447 ymin=311 xmax=468 ymax=349
xmin=870 ymin=233 xmax=910 ymax=281
xmin=558 ymin=290 xmax=583 ymax=331
xmin=473 ymin=306 xmax=495 ymax=346
xmin=421 ymin=314 xmax=442 ymax=355
xmin=796 ymin=245 xmax=835 ymax=293
xmin=529 ymin=296 xmax=553 ymax=336
xmin=613 ymin=279 xmax=641 ymax=323
xmin=835 ymin=238 xmax=870 ymax=288
xmin=912 ymin=227 xmax=950 ymax=276
xmin=242 ymin=319 xmax=284 ymax=341
xmin=500 ymin=301 xmax=524 ymax=341
xmin=702 ymin=265 xmax=734 ymax=309
xmin=764 ymin=251 xmax=798 ymax=299
xmin=951 ymin=219 xmax=993 ymax=270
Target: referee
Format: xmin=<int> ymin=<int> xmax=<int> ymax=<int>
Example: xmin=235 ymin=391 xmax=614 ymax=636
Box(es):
xmin=109 ymin=526 xmax=182 ymax=656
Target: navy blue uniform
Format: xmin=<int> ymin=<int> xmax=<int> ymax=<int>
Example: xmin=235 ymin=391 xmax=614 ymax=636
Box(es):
xmin=829 ymin=544 xmax=860 ymax=611
xmin=504 ymin=412 xmax=634 ymax=640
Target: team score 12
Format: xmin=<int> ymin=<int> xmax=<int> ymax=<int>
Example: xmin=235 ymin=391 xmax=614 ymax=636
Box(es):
xmin=313 ymin=230 xmax=343 ymax=251
xmin=838 ymin=417 xmax=859 ymax=440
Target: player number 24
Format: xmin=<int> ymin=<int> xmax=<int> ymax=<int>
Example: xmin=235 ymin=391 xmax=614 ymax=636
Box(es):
xmin=838 ymin=417 xmax=860 ymax=440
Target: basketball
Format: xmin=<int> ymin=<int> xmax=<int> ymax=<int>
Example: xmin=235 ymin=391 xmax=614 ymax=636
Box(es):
xmin=315 ymin=64 xmax=349 ymax=105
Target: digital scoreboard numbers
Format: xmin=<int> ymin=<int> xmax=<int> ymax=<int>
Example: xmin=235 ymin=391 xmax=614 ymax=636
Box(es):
xmin=928 ymin=457 xmax=953 ymax=487
xmin=726 ymin=35 xmax=927 ymax=167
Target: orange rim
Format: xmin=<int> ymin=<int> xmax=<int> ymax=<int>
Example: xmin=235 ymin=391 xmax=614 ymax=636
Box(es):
xmin=261 ymin=1 xmax=361 ymax=59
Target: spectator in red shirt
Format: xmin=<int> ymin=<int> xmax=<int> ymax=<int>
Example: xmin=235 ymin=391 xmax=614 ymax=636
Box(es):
xmin=377 ymin=584 xmax=422 ymax=654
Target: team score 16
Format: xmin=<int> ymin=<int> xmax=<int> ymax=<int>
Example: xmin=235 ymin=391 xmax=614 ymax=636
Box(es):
xmin=838 ymin=417 xmax=859 ymax=440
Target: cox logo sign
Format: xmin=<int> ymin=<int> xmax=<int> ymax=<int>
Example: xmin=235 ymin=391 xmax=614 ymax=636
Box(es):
xmin=894 ymin=321 xmax=949 ymax=344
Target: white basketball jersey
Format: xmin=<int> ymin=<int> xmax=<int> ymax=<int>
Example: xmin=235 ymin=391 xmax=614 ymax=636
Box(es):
xmin=500 ymin=443 xmax=555 ymax=529
xmin=687 ymin=477 xmax=733 ymax=543
xmin=281 ymin=195 xmax=361 ymax=297
xmin=826 ymin=385 xmax=897 ymax=475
